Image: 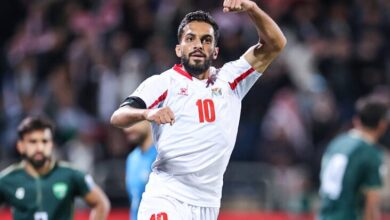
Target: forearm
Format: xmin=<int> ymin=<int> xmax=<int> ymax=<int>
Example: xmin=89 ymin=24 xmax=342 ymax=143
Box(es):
xmin=89 ymin=203 xmax=110 ymax=220
xmin=364 ymin=205 xmax=380 ymax=220
xmin=110 ymin=106 xmax=148 ymax=128
xmin=247 ymin=2 xmax=286 ymax=50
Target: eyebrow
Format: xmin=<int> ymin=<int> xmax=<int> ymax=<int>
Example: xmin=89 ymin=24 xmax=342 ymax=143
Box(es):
xmin=184 ymin=33 xmax=213 ymax=39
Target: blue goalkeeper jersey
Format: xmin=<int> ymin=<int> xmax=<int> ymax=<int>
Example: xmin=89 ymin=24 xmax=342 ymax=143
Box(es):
xmin=126 ymin=145 xmax=157 ymax=220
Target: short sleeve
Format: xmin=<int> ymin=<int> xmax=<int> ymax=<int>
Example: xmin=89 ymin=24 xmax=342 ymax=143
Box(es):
xmin=361 ymin=151 xmax=383 ymax=189
xmin=130 ymin=75 xmax=169 ymax=109
xmin=72 ymin=170 xmax=95 ymax=197
xmin=220 ymin=56 xmax=262 ymax=100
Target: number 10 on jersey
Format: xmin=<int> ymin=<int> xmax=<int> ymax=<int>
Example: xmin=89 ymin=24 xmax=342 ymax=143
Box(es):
xmin=196 ymin=99 xmax=215 ymax=123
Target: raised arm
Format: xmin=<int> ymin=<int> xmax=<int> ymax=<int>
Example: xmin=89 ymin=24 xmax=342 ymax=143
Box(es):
xmin=223 ymin=0 xmax=287 ymax=73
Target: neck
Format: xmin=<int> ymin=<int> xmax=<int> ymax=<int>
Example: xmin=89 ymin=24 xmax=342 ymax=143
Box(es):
xmin=140 ymin=132 xmax=153 ymax=152
xmin=182 ymin=66 xmax=210 ymax=80
xmin=192 ymin=70 xmax=210 ymax=80
xmin=351 ymin=128 xmax=379 ymax=144
xmin=24 ymin=160 xmax=54 ymax=177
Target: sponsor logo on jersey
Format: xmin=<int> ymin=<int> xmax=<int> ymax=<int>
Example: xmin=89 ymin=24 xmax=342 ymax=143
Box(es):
xmin=15 ymin=187 xmax=25 ymax=199
xmin=178 ymin=87 xmax=189 ymax=96
xmin=53 ymin=182 xmax=68 ymax=199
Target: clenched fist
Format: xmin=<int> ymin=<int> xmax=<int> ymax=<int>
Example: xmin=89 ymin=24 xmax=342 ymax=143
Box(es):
xmin=144 ymin=107 xmax=175 ymax=125
xmin=223 ymin=0 xmax=255 ymax=13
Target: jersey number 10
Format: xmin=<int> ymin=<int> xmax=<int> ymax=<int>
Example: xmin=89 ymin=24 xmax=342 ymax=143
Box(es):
xmin=196 ymin=99 xmax=216 ymax=123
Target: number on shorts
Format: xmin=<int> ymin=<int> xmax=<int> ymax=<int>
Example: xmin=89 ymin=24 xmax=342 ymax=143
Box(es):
xmin=320 ymin=154 xmax=348 ymax=199
xmin=150 ymin=212 xmax=168 ymax=220
xmin=34 ymin=212 xmax=48 ymax=220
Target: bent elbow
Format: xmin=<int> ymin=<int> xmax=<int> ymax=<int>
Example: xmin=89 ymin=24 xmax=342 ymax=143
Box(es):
xmin=279 ymin=35 xmax=287 ymax=50
xmin=110 ymin=111 xmax=120 ymax=127
xmin=273 ymin=35 xmax=287 ymax=52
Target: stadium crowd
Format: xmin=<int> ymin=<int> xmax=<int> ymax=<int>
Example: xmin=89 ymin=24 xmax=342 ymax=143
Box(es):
xmin=0 ymin=0 xmax=389 ymax=209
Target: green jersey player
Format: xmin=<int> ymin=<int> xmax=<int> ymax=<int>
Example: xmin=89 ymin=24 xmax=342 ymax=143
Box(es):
xmin=0 ymin=116 xmax=110 ymax=220
xmin=319 ymin=95 xmax=389 ymax=220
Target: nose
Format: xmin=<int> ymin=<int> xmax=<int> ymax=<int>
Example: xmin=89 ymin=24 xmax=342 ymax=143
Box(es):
xmin=193 ymin=38 xmax=203 ymax=49
xmin=36 ymin=142 xmax=45 ymax=152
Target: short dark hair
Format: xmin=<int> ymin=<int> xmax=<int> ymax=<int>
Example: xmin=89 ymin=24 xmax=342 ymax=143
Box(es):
xmin=356 ymin=96 xmax=389 ymax=129
xmin=177 ymin=10 xmax=220 ymax=45
xmin=17 ymin=116 xmax=55 ymax=140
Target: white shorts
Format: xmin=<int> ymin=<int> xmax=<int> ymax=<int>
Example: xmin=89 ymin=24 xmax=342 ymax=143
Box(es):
xmin=138 ymin=194 xmax=219 ymax=220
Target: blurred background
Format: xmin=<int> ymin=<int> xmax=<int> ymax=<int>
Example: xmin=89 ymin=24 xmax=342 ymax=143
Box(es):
xmin=0 ymin=0 xmax=389 ymax=219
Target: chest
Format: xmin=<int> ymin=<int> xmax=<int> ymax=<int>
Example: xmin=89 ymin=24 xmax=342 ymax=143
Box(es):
xmin=165 ymin=78 xmax=239 ymax=124
xmin=128 ymin=154 xmax=154 ymax=183
xmin=3 ymin=175 xmax=73 ymax=209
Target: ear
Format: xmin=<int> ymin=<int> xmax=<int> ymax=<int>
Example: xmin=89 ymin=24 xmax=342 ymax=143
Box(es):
xmin=378 ymin=119 xmax=389 ymax=134
xmin=352 ymin=116 xmax=360 ymax=129
xmin=16 ymin=140 xmax=25 ymax=155
xmin=175 ymin=45 xmax=182 ymax=58
xmin=212 ymin=47 xmax=219 ymax=60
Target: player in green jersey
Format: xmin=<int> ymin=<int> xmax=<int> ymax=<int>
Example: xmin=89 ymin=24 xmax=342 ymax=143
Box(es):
xmin=319 ymin=95 xmax=389 ymax=220
xmin=0 ymin=116 xmax=111 ymax=220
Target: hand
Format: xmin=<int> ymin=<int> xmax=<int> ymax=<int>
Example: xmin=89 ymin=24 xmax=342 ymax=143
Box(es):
xmin=223 ymin=0 xmax=255 ymax=13
xmin=144 ymin=107 xmax=175 ymax=125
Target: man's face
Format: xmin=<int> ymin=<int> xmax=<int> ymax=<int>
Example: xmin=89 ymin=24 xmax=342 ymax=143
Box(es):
xmin=176 ymin=21 xmax=219 ymax=76
xmin=17 ymin=129 xmax=53 ymax=169
xmin=124 ymin=121 xmax=150 ymax=146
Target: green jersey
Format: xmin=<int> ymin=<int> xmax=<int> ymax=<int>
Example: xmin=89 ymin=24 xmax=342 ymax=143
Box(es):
xmin=0 ymin=161 xmax=94 ymax=220
xmin=319 ymin=132 xmax=384 ymax=220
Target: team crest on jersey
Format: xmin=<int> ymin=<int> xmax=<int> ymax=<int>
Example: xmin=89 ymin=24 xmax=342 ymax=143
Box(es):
xmin=15 ymin=187 xmax=25 ymax=199
xmin=53 ymin=182 xmax=68 ymax=199
xmin=211 ymin=87 xmax=222 ymax=97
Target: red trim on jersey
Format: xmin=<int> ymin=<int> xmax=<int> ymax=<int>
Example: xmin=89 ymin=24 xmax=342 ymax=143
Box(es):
xmin=148 ymin=90 xmax=168 ymax=109
xmin=228 ymin=68 xmax=256 ymax=90
xmin=173 ymin=64 xmax=192 ymax=80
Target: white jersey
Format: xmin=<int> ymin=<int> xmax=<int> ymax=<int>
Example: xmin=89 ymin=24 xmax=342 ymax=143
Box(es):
xmin=130 ymin=56 xmax=262 ymax=207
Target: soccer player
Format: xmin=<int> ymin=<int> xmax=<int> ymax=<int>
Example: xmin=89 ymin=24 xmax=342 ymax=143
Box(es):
xmin=111 ymin=0 xmax=286 ymax=219
xmin=319 ymin=96 xmax=389 ymax=220
xmin=0 ymin=116 xmax=110 ymax=220
xmin=124 ymin=121 xmax=157 ymax=220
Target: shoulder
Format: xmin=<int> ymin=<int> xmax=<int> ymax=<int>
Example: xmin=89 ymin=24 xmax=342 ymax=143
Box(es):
xmin=137 ymin=71 xmax=173 ymax=90
xmin=148 ymin=70 xmax=173 ymax=82
xmin=363 ymin=145 xmax=383 ymax=160
xmin=56 ymin=161 xmax=94 ymax=186
xmin=150 ymin=145 xmax=157 ymax=155
xmin=127 ymin=148 xmax=141 ymax=161
xmin=0 ymin=163 xmax=24 ymax=180
xmin=56 ymin=161 xmax=86 ymax=175
xmin=326 ymin=134 xmax=348 ymax=149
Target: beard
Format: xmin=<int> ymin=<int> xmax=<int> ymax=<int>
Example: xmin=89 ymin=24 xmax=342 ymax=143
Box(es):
xmin=22 ymin=153 xmax=49 ymax=169
xmin=181 ymin=53 xmax=212 ymax=76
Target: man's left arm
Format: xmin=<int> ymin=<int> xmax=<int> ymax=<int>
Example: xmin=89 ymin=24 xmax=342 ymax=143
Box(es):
xmin=363 ymin=189 xmax=381 ymax=220
xmin=361 ymin=153 xmax=384 ymax=220
xmin=224 ymin=0 xmax=287 ymax=73
xmin=73 ymin=171 xmax=111 ymax=220
xmin=83 ymin=186 xmax=111 ymax=220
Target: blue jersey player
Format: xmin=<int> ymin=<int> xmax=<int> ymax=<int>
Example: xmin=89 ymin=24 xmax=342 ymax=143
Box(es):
xmin=124 ymin=121 xmax=157 ymax=220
